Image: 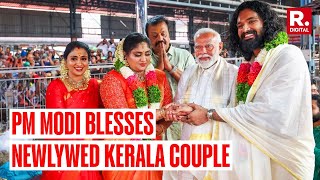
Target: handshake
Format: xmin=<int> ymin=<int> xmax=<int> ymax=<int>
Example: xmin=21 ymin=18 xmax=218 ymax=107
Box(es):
xmin=159 ymin=103 xmax=212 ymax=126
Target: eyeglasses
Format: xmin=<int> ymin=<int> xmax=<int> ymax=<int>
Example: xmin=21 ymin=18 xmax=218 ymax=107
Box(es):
xmin=194 ymin=44 xmax=215 ymax=51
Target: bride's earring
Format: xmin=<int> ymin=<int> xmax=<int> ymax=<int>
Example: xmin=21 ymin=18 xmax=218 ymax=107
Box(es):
xmin=60 ymin=60 xmax=68 ymax=79
xmin=83 ymin=69 xmax=91 ymax=81
xmin=124 ymin=57 xmax=129 ymax=67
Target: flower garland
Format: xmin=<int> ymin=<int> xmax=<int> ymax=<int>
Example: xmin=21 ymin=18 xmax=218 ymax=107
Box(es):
xmin=236 ymin=31 xmax=288 ymax=103
xmin=114 ymin=39 xmax=161 ymax=109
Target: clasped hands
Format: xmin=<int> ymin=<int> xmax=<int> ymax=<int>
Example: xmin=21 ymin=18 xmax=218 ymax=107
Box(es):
xmin=155 ymin=42 xmax=172 ymax=72
xmin=160 ymin=103 xmax=209 ymax=126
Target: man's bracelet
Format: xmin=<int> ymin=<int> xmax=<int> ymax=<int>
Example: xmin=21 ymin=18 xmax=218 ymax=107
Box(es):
xmin=169 ymin=65 xmax=178 ymax=74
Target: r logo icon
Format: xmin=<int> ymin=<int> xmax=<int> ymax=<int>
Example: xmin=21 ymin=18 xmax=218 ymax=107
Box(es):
xmin=287 ymin=8 xmax=312 ymax=34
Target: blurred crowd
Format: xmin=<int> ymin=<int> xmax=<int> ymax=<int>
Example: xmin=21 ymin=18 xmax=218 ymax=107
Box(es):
xmin=0 ymin=37 xmax=118 ymax=79
xmin=0 ymin=38 xmax=117 ymax=124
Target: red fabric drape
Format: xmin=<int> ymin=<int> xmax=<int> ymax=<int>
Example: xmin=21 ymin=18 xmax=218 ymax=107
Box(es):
xmin=99 ymin=69 xmax=172 ymax=180
xmin=41 ymin=78 xmax=103 ymax=180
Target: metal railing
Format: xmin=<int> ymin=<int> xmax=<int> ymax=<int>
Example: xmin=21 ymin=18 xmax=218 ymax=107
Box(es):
xmin=0 ymin=63 xmax=114 ymax=133
xmin=225 ymin=57 xmax=244 ymax=67
xmin=0 ymin=58 xmax=247 ymax=133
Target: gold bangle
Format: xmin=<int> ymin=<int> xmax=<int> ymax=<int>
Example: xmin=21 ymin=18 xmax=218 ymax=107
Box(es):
xmin=159 ymin=124 xmax=165 ymax=135
xmin=157 ymin=124 xmax=165 ymax=135
xmin=160 ymin=108 xmax=166 ymax=119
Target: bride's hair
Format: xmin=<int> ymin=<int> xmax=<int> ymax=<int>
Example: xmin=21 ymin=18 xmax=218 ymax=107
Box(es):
xmin=123 ymin=32 xmax=151 ymax=55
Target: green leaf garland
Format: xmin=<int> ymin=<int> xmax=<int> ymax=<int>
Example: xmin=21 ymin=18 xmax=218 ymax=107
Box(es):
xmin=114 ymin=60 xmax=125 ymax=72
xmin=264 ymin=31 xmax=288 ymax=51
xmin=236 ymin=83 xmax=251 ymax=103
xmin=133 ymin=88 xmax=148 ymax=108
xmin=148 ymin=85 xmax=161 ymax=103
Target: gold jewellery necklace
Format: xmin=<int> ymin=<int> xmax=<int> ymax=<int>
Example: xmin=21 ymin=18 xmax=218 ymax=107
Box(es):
xmin=135 ymin=71 xmax=146 ymax=82
xmin=62 ymin=76 xmax=89 ymax=91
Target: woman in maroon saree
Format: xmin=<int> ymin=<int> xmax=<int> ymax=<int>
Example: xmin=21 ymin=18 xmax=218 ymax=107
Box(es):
xmin=41 ymin=41 xmax=102 ymax=180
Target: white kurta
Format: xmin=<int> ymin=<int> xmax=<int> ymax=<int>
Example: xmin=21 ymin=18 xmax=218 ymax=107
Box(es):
xmin=163 ymin=57 xmax=239 ymax=180
xmin=176 ymin=57 xmax=238 ymax=142
xmin=215 ymin=44 xmax=315 ymax=180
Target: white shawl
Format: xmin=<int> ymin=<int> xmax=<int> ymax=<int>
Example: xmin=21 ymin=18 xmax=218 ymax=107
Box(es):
xmin=216 ymin=44 xmax=315 ymax=179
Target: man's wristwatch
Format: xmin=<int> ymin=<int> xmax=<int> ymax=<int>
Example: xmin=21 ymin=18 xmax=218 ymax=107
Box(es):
xmin=169 ymin=64 xmax=177 ymax=74
xmin=207 ymin=109 xmax=215 ymax=121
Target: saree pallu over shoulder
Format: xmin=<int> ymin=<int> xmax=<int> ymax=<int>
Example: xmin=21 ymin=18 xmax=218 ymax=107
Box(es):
xmin=46 ymin=78 xmax=101 ymax=108
xmin=42 ymin=79 xmax=102 ymax=180
xmin=108 ymin=70 xmax=136 ymax=108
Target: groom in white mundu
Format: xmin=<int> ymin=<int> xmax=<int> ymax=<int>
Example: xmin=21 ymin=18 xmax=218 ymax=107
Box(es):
xmin=162 ymin=27 xmax=238 ymax=180
xmin=167 ymin=1 xmax=315 ymax=180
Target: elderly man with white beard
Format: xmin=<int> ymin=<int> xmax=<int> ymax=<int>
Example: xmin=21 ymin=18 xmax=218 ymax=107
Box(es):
xmin=163 ymin=28 xmax=238 ymax=180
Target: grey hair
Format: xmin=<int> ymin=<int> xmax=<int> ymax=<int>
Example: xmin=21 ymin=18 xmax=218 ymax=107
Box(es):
xmin=193 ymin=28 xmax=221 ymax=43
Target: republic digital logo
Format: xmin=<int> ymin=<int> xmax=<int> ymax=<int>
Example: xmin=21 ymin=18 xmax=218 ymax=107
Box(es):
xmin=287 ymin=8 xmax=312 ymax=35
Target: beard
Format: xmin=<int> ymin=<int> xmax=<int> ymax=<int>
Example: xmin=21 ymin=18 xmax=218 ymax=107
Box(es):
xmin=196 ymin=54 xmax=218 ymax=69
xmin=239 ymin=30 xmax=264 ymax=60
